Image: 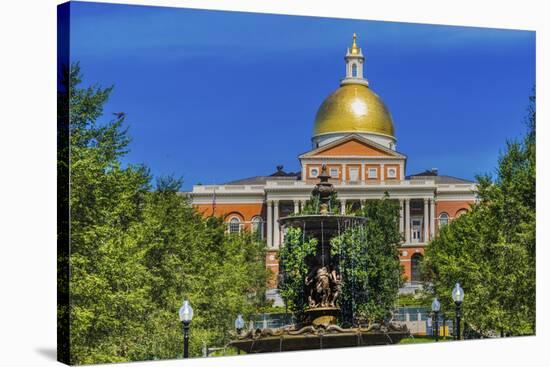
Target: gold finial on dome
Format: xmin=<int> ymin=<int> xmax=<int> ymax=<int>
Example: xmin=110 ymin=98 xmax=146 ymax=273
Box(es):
xmin=350 ymin=33 xmax=359 ymax=54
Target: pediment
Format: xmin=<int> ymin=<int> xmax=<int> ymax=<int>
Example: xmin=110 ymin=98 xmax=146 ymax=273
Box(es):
xmin=300 ymin=134 xmax=405 ymax=159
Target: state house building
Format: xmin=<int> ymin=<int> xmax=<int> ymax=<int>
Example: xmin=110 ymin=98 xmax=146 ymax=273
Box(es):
xmin=187 ymin=35 xmax=476 ymax=301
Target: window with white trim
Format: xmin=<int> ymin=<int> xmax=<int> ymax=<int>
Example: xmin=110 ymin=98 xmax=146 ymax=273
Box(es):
xmin=349 ymin=168 xmax=359 ymax=182
xmin=438 ymin=212 xmax=449 ymax=227
xmin=251 ymin=216 xmax=264 ymax=239
xmin=228 ymin=217 xmax=241 ymax=234
xmin=368 ymin=167 xmax=378 ymax=179
xmin=310 ymin=167 xmax=319 ymax=178
xmin=329 ymin=167 xmax=339 ymax=178
xmin=387 ymin=167 xmax=397 ymax=178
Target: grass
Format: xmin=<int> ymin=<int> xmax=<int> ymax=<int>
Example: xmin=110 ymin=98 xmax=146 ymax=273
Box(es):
xmin=397 ymin=293 xmax=430 ymax=307
xmin=399 ymin=335 xmax=452 ymax=344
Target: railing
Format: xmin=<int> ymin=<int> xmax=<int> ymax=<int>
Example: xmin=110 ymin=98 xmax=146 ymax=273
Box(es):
xmin=437 ymin=183 xmax=477 ymax=190
xmin=192 ymin=185 xmax=265 ymax=193
xmin=393 ymin=306 xmax=454 ymax=336
xmin=265 ymin=179 xmax=437 ymax=187
xmin=191 ymin=180 xmax=476 ymax=193
xmin=249 ymin=313 xmax=294 ymax=330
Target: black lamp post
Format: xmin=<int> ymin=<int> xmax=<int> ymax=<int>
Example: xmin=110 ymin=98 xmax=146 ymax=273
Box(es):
xmin=431 ymin=297 xmax=441 ymax=342
xmin=452 ymin=283 xmax=464 ymax=340
xmin=234 ymin=314 xmax=244 ymax=355
xmin=178 ymin=300 xmax=194 ymax=358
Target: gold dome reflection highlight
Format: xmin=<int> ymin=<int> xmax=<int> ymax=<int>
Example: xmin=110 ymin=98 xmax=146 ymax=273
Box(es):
xmin=350 ymin=99 xmax=368 ymax=116
xmin=313 ymin=84 xmax=394 ymax=138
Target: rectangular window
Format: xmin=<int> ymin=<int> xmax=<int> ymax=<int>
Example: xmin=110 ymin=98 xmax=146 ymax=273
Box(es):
xmin=330 ymin=168 xmax=339 ymax=178
xmin=349 ymin=168 xmax=359 ymax=182
xmin=368 ymin=167 xmax=378 ymax=179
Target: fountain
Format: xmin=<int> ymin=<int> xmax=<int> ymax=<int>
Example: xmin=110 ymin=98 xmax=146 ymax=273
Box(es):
xmin=230 ymin=165 xmax=408 ymax=353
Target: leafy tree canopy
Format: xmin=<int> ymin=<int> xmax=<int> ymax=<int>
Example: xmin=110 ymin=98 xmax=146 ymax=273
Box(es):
xmin=423 ymin=90 xmax=536 ymax=337
xmin=61 ymin=63 xmax=269 ymax=364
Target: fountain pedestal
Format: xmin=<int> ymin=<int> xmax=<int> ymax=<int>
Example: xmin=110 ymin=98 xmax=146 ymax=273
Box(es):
xmin=305 ymin=307 xmax=339 ymax=327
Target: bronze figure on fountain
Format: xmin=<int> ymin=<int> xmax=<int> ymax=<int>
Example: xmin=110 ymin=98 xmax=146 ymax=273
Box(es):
xmin=305 ymin=257 xmax=341 ymax=309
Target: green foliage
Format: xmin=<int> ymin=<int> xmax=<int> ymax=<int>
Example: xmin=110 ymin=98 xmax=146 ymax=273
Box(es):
xmin=398 ymin=293 xmax=430 ymax=307
xmin=331 ymin=195 xmax=403 ymax=326
xmin=300 ymin=191 xmax=341 ymax=215
xmin=64 ymin=64 xmax=269 ymax=364
xmin=423 ymin=92 xmax=536 ymax=337
xmin=277 ymin=227 xmax=318 ymax=321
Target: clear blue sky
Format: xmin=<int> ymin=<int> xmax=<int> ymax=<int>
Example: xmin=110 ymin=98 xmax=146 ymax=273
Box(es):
xmin=68 ymin=1 xmax=535 ymax=191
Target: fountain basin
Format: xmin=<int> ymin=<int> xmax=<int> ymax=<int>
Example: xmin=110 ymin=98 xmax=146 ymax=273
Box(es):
xmin=230 ymin=324 xmax=409 ymax=353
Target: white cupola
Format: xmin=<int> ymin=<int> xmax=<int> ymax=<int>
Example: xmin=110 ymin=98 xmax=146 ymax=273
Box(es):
xmin=341 ymin=33 xmax=368 ymax=87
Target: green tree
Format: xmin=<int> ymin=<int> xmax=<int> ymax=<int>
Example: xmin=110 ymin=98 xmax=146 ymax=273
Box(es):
xmin=64 ymin=64 xmax=268 ymax=364
xmin=423 ymin=92 xmax=535 ymax=336
xmin=277 ymin=227 xmax=318 ymax=322
xmin=68 ymin=62 xmax=153 ymax=364
xmin=333 ymin=195 xmax=403 ymax=326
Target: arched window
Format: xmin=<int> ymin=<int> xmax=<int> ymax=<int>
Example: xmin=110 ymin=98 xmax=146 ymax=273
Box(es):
xmin=251 ymin=216 xmax=264 ymax=239
xmin=439 ymin=212 xmax=449 ymax=227
xmin=228 ymin=217 xmax=241 ymax=234
xmin=352 ymin=63 xmax=358 ymax=77
xmin=455 ymin=209 xmax=468 ymax=218
xmin=411 ymin=253 xmax=423 ymax=283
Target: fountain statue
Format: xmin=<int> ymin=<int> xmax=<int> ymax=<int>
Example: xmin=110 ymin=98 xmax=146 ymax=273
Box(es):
xmin=230 ymin=165 xmax=408 ymax=353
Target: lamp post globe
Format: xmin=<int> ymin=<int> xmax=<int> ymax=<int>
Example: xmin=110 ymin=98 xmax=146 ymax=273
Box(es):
xmin=179 ymin=300 xmax=194 ymax=358
xmin=451 ymin=283 xmax=464 ymax=340
xmin=452 ymin=283 xmax=464 ymax=305
xmin=431 ymin=298 xmax=441 ymax=341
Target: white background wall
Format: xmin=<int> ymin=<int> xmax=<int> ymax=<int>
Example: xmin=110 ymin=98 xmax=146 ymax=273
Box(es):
xmin=0 ymin=1 xmax=548 ymax=367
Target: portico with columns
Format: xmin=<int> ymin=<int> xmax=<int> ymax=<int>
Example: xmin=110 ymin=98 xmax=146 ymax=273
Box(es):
xmin=262 ymin=186 xmax=441 ymax=249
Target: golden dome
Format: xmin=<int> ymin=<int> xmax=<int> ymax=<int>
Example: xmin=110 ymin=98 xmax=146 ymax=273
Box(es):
xmin=313 ymin=84 xmax=395 ymax=138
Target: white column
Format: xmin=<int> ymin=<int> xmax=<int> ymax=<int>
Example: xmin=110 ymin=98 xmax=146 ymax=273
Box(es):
xmin=293 ymin=200 xmax=299 ymax=214
xmin=380 ymin=164 xmax=385 ymax=181
xmin=430 ymin=199 xmax=436 ymax=239
xmin=273 ymin=200 xmax=280 ymax=248
xmin=423 ymin=199 xmax=429 ymax=243
xmin=266 ymin=201 xmax=273 ymax=247
xmin=341 ymin=199 xmax=346 ymax=215
xmin=300 ymin=199 xmax=306 ymax=212
xmin=405 ymin=199 xmax=411 ymax=244
xmin=342 ymin=164 xmax=347 ymax=183
xmin=399 ymin=199 xmax=404 ymax=238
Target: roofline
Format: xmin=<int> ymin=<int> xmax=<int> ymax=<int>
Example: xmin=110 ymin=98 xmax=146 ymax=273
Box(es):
xmin=312 ymin=130 xmax=396 ymax=141
xmin=299 ymin=133 xmax=406 ymax=159
xmin=407 ymin=173 xmax=475 ymax=184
